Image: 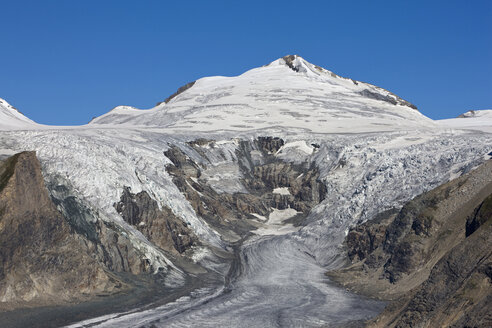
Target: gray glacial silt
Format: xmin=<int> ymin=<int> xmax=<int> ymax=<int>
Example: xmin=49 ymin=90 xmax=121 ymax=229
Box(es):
xmin=69 ymin=235 xmax=384 ymax=328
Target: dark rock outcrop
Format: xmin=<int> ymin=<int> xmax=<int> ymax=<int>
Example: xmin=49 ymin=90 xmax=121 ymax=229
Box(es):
xmin=282 ymin=55 xmax=300 ymax=72
xmin=257 ymin=136 xmax=284 ymax=154
xmin=358 ymin=177 xmax=471 ymax=284
xmin=163 ymin=138 xmax=326 ymax=238
xmin=243 ymin=162 xmax=326 ymax=213
xmin=346 ymin=209 xmax=397 ymax=262
xmin=164 ymin=146 xmax=257 ymax=237
xmin=387 ymin=216 xmax=491 ymax=327
xmin=359 ymin=89 xmax=418 ymax=110
xmin=466 ymin=193 xmax=492 ymax=237
xmin=49 ymin=182 xmax=156 ymax=274
xmin=115 ymin=187 xmax=196 ymax=255
xmin=157 ymin=81 xmax=196 ymax=105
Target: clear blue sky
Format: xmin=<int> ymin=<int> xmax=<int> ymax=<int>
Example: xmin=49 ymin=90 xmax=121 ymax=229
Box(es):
xmin=1 ymin=0 xmax=491 ymax=125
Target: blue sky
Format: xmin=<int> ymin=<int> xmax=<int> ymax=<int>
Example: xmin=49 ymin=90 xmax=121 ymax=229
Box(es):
xmin=1 ymin=0 xmax=491 ymax=125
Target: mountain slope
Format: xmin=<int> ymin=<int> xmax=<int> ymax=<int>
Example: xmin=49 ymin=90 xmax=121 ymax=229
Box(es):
xmin=327 ymin=160 xmax=492 ymax=327
xmin=0 ymin=152 xmax=122 ymax=309
xmin=89 ymin=55 xmax=434 ymax=133
xmin=0 ymin=99 xmax=37 ymax=130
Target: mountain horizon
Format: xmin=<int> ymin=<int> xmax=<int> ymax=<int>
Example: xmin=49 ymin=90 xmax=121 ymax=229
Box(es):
xmin=3 ymin=55 xmax=487 ymax=132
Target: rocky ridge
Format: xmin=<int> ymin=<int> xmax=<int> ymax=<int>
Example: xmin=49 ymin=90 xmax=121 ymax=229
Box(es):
xmin=115 ymin=187 xmax=197 ymax=255
xmin=0 ymin=152 xmax=123 ymax=309
xmin=328 ymin=160 xmax=492 ymax=327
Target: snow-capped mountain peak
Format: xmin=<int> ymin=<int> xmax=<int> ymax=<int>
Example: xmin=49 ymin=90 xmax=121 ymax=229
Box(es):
xmin=89 ymin=55 xmax=431 ymax=133
xmin=269 ymin=55 xmax=419 ymax=109
xmin=268 ymin=55 xmax=342 ymax=78
xmin=0 ymin=98 xmax=37 ymax=130
xmin=268 ymin=55 xmax=314 ymax=73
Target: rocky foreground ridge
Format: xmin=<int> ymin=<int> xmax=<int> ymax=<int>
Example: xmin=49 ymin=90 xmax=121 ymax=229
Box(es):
xmin=0 ymin=152 xmax=123 ymax=309
xmin=328 ymin=160 xmax=492 ymax=327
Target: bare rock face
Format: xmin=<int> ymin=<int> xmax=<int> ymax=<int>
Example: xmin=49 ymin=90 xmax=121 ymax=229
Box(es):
xmin=466 ymin=193 xmax=492 ymax=236
xmin=345 ymin=209 xmax=397 ymax=262
xmin=244 ymin=162 xmax=326 ymax=213
xmin=328 ymin=160 xmax=492 ymax=327
xmin=157 ymin=81 xmax=196 ymax=105
xmin=164 ymin=145 xmax=259 ymax=237
xmin=49 ymin=182 xmax=155 ymax=274
xmin=163 ymin=138 xmax=326 ymax=238
xmin=0 ymin=152 xmax=121 ymax=308
xmin=256 ymin=136 xmax=284 ymax=154
xmin=115 ymin=187 xmax=196 ymax=255
xmin=388 ymin=213 xmax=491 ymax=328
xmin=282 ymin=55 xmax=301 ymax=72
xmin=358 ymin=89 xmax=418 ymax=110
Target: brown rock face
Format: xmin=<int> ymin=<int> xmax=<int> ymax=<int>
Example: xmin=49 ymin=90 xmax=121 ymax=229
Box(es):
xmin=328 ymin=160 xmax=492 ymax=328
xmin=115 ymin=187 xmax=196 ymax=255
xmin=345 ymin=209 xmax=397 ymax=262
xmin=388 ymin=215 xmax=491 ymax=328
xmin=282 ymin=55 xmax=300 ymax=72
xmin=164 ymin=146 xmax=257 ymax=237
xmin=256 ymin=137 xmax=284 ymax=154
xmin=48 ymin=182 xmax=156 ymax=275
xmin=0 ymin=152 xmax=120 ymax=308
xmin=466 ymin=193 xmax=492 ymax=237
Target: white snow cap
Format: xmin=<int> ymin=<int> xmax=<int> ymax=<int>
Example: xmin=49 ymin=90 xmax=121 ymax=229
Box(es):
xmin=0 ymin=98 xmax=38 ymax=130
xmin=437 ymin=109 xmax=492 ymax=133
xmin=89 ymin=55 xmax=434 ymax=133
xmin=7 ymin=55 xmax=490 ymax=134
xmin=268 ymin=55 xmax=337 ymax=77
xmin=457 ymin=109 xmax=492 ymax=118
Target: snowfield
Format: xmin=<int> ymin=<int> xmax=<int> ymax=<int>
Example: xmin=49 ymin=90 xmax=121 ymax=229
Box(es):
xmin=89 ymin=56 xmax=435 ymax=134
xmin=1 ymin=56 xmax=491 ymax=327
xmin=437 ymin=109 xmax=492 ymax=133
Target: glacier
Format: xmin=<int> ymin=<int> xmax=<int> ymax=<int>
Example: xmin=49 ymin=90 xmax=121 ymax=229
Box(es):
xmin=0 ymin=55 xmax=491 ymax=327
